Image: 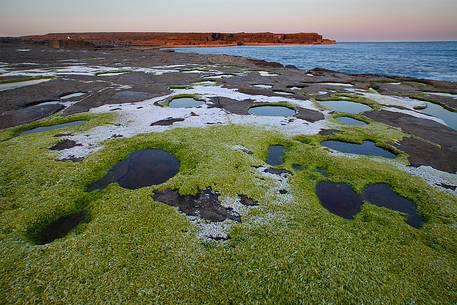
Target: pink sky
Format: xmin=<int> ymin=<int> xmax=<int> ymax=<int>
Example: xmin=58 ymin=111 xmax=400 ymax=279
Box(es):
xmin=0 ymin=0 xmax=456 ymax=41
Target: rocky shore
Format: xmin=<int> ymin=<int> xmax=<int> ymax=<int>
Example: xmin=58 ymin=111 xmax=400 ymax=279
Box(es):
xmin=1 ymin=40 xmax=456 ymax=304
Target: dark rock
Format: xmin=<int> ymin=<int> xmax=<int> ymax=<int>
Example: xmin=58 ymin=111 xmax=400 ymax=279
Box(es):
xmin=296 ymin=107 xmax=325 ymax=122
xmin=437 ymin=183 xmax=457 ymax=191
xmin=110 ymin=134 xmax=124 ymax=139
xmin=209 ymin=97 xmax=253 ymax=115
xmin=365 ymin=110 xmax=457 ymax=172
xmin=54 ymin=133 xmax=73 ymax=138
xmin=319 ymin=129 xmax=341 ymax=136
xmin=394 ymin=137 xmax=457 ymax=173
xmin=0 ymin=104 xmax=64 ymax=129
xmin=264 ymin=168 xmax=292 ymax=176
xmin=239 ymin=195 xmax=259 ymax=206
xmin=151 ymin=118 xmax=185 ymax=126
xmin=153 ymin=188 xmax=241 ymax=222
xmin=50 ymin=139 xmax=82 ymax=151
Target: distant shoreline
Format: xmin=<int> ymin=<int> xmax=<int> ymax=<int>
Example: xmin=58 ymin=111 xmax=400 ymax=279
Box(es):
xmin=19 ymin=32 xmax=336 ymax=48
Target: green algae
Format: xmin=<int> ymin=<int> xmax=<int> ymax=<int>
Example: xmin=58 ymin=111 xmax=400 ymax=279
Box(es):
xmin=0 ymin=117 xmax=456 ymax=304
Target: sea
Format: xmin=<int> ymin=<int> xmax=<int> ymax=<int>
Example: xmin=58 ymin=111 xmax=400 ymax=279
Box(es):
xmin=174 ymin=42 xmax=457 ymax=82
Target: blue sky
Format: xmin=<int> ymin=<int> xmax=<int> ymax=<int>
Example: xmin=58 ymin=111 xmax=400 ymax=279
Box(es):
xmin=0 ymin=0 xmax=456 ymax=41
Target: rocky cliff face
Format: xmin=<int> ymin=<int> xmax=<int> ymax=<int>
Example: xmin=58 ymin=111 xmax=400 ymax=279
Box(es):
xmin=22 ymin=32 xmax=336 ymax=47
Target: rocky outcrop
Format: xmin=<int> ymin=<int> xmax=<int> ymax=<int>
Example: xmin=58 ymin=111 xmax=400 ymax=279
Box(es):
xmin=22 ymin=32 xmax=336 ymax=47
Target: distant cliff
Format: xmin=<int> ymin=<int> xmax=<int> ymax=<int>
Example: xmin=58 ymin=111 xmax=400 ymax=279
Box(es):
xmin=22 ymin=32 xmax=336 ymax=48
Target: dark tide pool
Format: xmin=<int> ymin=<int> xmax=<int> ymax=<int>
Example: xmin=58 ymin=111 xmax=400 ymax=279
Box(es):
xmin=336 ymin=116 xmax=368 ymax=126
xmin=267 ymin=145 xmax=286 ymax=166
xmin=363 ymin=184 xmax=424 ymax=228
xmin=316 ymin=182 xmax=424 ymax=228
xmin=168 ymin=97 xmax=204 ymax=108
xmin=321 ymin=140 xmax=396 ymax=159
xmin=36 ymin=211 xmax=88 ymax=245
xmin=19 ymin=120 xmax=87 ymax=135
xmin=248 ymin=105 xmax=296 ymax=117
xmin=316 ymin=182 xmax=362 ymax=219
xmin=87 ymin=149 xmax=180 ymax=191
xmin=320 ymin=101 xmax=372 ymax=114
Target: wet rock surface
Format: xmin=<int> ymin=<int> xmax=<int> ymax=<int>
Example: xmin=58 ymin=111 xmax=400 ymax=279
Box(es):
xmin=366 ymin=110 xmax=457 ymax=172
xmin=209 ymin=97 xmax=253 ymax=115
xmin=296 ymin=107 xmax=325 ymax=122
xmin=0 ymin=104 xmax=64 ymax=129
xmin=393 ymin=137 xmax=457 ymax=173
xmin=153 ymin=188 xmax=241 ymax=222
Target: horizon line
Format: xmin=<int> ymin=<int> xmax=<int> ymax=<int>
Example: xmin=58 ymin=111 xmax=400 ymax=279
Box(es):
xmin=2 ymin=32 xmax=456 ymax=43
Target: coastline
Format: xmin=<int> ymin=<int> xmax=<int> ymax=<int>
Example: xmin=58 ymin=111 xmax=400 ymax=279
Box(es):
xmin=19 ymin=31 xmax=336 ymax=48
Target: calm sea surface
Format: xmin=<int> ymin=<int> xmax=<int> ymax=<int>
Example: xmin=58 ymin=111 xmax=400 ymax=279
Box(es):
xmin=174 ymin=42 xmax=457 ymax=82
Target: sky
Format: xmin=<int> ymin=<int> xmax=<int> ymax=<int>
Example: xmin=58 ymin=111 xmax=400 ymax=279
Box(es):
xmin=0 ymin=0 xmax=456 ymax=41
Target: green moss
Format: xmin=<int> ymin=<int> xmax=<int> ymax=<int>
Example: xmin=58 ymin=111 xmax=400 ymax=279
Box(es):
xmin=333 ymin=112 xmax=370 ymax=124
xmin=0 ymin=76 xmax=54 ymax=84
xmin=0 ymin=121 xmax=456 ymax=304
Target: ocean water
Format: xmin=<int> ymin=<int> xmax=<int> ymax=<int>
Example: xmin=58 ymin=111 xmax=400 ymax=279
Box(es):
xmin=174 ymin=42 xmax=457 ymax=82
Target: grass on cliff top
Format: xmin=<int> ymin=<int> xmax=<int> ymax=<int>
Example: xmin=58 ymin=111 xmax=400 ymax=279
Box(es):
xmin=0 ymin=116 xmax=456 ymax=304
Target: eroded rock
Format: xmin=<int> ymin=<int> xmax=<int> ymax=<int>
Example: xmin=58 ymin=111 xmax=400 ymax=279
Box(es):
xmin=153 ymin=188 xmax=241 ymax=222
